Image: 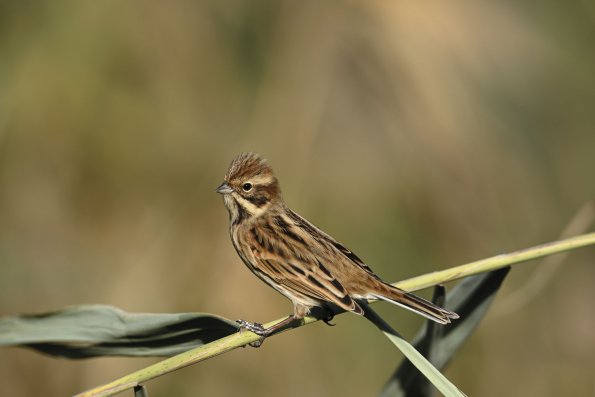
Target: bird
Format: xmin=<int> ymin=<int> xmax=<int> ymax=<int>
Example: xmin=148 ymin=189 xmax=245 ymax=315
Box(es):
xmin=216 ymin=152 xmax=458 ymax=337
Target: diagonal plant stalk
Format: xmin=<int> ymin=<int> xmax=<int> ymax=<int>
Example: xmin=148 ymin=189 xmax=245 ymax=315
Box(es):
xmin=75 ymin=231 xmax=595 ymax=397
xmin=396 ymin=231 xmax=595 ymax=293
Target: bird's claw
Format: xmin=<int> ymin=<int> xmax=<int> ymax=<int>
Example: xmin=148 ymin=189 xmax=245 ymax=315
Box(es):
xmin=236 ymin=319 xmax=268 ymax=335
xmin=322 ymin=308 xmax=336 ymax=327
xmin=236 ymin=319 xmax=268 ymax=347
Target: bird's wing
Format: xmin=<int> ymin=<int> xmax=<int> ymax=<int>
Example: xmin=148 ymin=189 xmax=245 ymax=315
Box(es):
xmin=286 ymin=209 xmax=381 ymax=280
xmin=240 ymin=211 xmax=365 ymax=315
xmin=255 ymin=253 xmax=364 ymax=315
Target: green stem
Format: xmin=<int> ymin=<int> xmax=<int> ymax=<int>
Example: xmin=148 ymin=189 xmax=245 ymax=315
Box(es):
xmin=74 ymin=231 xmax=595 ymax=397
xmin=395 ymin=231 xmax=595 ymax=292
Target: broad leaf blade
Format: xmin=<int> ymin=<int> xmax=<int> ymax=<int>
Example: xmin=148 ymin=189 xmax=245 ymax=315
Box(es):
xmin=381 ymin=286 xmax=447 ymax=397
xmin=362 ymin=304 xmax=467 ymax=397
xmin=379 ymin=267 xmax=510 ymax=397
xmin=0 ymin=305 xmax=239 ymax=358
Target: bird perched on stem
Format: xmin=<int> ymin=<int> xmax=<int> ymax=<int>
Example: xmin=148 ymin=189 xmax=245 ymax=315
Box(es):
xmin=216 ymin=152 xmax=458 ymax=337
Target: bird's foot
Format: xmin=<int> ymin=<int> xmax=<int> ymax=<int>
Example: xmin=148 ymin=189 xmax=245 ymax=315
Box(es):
xmin=236 ymin=319 xmax=269 ymax=347
xmin=322 ymin=308 xmax=336 ymax=327
xmin=236 ymin=319 xmax=268 ymax=335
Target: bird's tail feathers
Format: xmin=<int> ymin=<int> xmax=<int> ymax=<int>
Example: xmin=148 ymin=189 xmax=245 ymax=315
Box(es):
xmin=371 ymin=285 xmax=459 ymax=325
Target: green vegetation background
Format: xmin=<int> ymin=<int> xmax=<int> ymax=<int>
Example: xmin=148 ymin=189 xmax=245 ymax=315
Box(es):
xmin=0 ymin=2 xmax=594 ymax=396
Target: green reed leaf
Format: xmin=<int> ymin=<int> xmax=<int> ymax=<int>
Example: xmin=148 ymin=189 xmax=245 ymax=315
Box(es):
xmin=362 ymin=303 xmax=467 ymax=397
xmin=379 ymin=267 xmax=510 ymax=397
xmin=0 ymin=305 xmax=239 ymax=358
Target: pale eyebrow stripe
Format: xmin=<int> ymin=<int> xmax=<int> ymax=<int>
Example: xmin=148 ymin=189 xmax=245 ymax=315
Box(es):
xmin=248 ymin=174 xmax=273 ymax=185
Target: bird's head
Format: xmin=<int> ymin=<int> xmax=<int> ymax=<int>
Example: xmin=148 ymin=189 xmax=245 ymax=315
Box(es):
xmin=216 ymin=152 xmax=282 ymax=223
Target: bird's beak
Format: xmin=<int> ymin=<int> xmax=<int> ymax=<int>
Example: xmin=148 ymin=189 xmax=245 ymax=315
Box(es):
xmin=216 ymin=182 xmax=233 ymax=195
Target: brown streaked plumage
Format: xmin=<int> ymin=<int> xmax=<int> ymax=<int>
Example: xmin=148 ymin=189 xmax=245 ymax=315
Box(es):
xmin=216 ymin=152 xmax=458 ymax=336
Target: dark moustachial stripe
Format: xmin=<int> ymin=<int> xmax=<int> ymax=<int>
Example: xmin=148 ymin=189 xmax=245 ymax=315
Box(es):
xmin=246 ymin=195 xmax=268 ymax=207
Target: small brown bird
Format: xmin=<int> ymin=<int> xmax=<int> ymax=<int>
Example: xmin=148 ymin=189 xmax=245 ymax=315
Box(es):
xmin=217 ymin=153 xmax=458 ymax=336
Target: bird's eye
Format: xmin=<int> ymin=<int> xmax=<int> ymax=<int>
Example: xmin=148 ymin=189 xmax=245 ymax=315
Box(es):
xmin=242 ymin=182 xmax=253 ymax=192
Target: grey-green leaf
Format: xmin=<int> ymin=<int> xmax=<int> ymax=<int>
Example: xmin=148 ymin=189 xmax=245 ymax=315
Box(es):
xmin=379 ymin=267 xmax=510 ymax=397
xmin=363 ymin=303 xmax=467 ymax=397
xmin=0 ymin=305 xmax=239 ymax=358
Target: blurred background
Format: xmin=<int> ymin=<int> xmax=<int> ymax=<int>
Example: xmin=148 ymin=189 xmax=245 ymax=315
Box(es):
xmin=1 ymin=1 xmax=594 ymax=396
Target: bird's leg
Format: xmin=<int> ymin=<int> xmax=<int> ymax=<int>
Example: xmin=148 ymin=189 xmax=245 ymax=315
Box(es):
xmin=237 ymin=305 xmax=308 ymax=347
